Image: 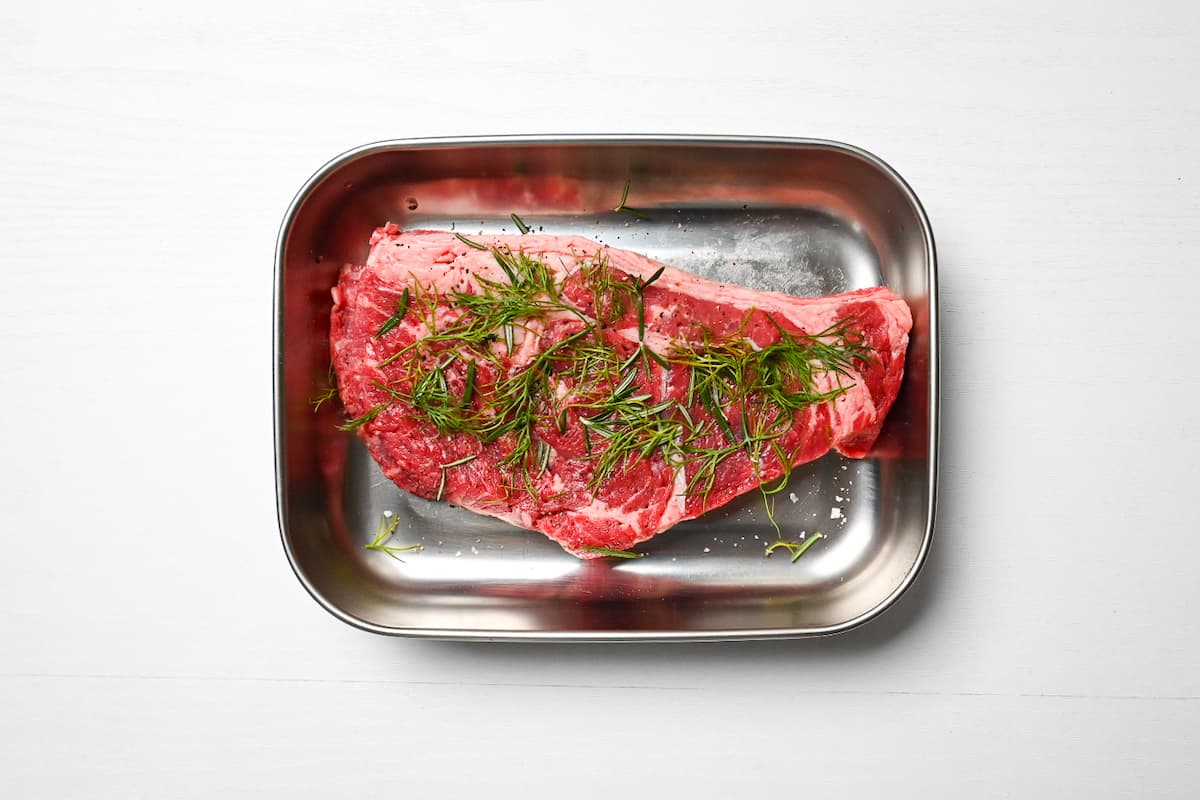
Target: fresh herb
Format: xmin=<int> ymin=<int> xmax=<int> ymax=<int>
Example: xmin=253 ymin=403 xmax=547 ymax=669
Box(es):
xmin=511 ymin=213 xmax=531 ymax=234
xmin=455 ymin=232 xmax=488 ymax=250
xmin=765 ymin=533 xmax=824 ymax=563
xmin=359 ymin=241 xmax=872 ymax=519
xmin=365 ymin=513 xmax=422 ymax=561
xmin=613 ymin=179 xmax=649 ymax=220
xmin=337 ymin=402 xmax=389 ymax=431
xmin=642 ymin=265 xmax=666 ymax=288
xmin=462 ymin=360 xmax=477 ymax=404
xmin=436 ymin=454 xmax=478 ymax=501
xmin=311 ymin=385 xmax=338 ymax=412
xmin=580 ymin=545 xmax=646 ymax=559
xmin=579 ymin=252 xmax=635 ymax=324
xmin=375 ymin=288 xmax=411 ymax=338
xmin=632 ymin=265 xmax=666 ymax=343
xmin=312 ymin=363 xmax=340 ymax=411
xmin=399 ymin=357 xmax=476 ymax=436
xmin=668 ymin=315 xmax=872 ymax=460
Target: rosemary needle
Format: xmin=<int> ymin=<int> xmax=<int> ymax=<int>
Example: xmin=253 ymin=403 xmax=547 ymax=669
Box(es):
xmin=613 ymin=179 xmax=649 ymax=219
xmin=435 ymin=454 xmax=478 ymax=501
xmin=580 ymin=545 xmax=646 ymax=559
xmin=337 ymin=402 xmax=388 ymax=431
xmin=455 ymin=232 xmax=488 ymax=250
xmin=375 ymin=288 xmax=411 ymax=338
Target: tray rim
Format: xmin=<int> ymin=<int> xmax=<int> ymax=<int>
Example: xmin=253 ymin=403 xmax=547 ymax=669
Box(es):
xmin=273 ymin=134 xmax=939 ymax=641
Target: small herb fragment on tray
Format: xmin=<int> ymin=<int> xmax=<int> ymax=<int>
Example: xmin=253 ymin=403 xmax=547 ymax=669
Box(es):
xmin=580 ymin=545 xmax=646 ymax=559
xmin=613 ymin=179 xmax=649 ymax=219
xmin=511 ymin=213 xmax=531 ymax=234
xmin=765 ymin=533 xmax=825 ymax=563
xmin=311 ymin=385 xmax=338 ymax=412
xmin=365 ymin=513 xmax=422 ymax=561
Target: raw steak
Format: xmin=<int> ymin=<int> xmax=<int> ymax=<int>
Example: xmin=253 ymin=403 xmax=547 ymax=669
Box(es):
xmin=331 ymin=224 xmax=911 ymax=557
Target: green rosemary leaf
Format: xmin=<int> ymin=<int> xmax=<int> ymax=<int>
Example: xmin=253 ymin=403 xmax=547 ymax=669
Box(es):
xmin=462 ymin=361 xmax=477 ymax=404
xmin=580 ymin=545 xmax=646 ymax=559
xmin=615 ymin=179 xmax=631 ymax=212
xmin=613 ymin=179 xmax=649 ymax=219
xmin=338 ymin=402 xmax=388 ymax=431
xmin=441 ymin=454 xmax=479 ymax=469
xmin=455 ymin=232 xmax=488 ymax=250
xmin=375 ymin=288 xmax=411 ymax=338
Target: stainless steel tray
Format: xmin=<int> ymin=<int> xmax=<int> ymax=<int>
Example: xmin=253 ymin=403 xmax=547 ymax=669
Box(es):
xmin=274 ymin=135 xmax=937 ymax=640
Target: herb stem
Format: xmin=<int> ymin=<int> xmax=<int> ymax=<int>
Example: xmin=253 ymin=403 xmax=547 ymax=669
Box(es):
xmin=455 ymin=232 xmax=488 ymax=250
xmin=365 ymin=513 xmax=423 ymax=561
xmin=613 ymin=179 xmax=649 ymax=219
xmin=765 ymin=533 xmax=825 ymax=563
xmin=375 ymin=288 xmax=411 ymax=338
xmin=435 ymin=454 xmax=478 ymax=501
xmin=580 ymin=545 xmax=646 ymax=558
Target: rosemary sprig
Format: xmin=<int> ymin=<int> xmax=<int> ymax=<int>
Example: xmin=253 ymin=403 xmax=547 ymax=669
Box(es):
xmin=580 ymin=252 xmax=635 ymax=325
xmin=580 ymin=545 xmax=646 ymax=558
xmin=365 ymin=513 xmax=422 ymax=561
xmin=401 ymin=357 xmax=476 ymax=435
xmin=633 ymin=268 xmax=661 ymax=340
xmin=312 ymin=363 xmax=339 ymax=411
xmin=311 ymin=385 xmax=338 ymax=412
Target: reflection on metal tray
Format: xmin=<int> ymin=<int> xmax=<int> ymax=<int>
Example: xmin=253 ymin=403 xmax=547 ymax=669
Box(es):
xmin=274 ymin=135 xmax=938 ymax=640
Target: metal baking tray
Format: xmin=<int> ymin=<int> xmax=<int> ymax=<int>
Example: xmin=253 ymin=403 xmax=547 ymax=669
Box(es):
xmin=274 ymin=135 xmax=937 ymax=640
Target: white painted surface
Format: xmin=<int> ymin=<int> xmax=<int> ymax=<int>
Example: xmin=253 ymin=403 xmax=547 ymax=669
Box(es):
xmin=2 ymin=1 xmax=1198 ymax=796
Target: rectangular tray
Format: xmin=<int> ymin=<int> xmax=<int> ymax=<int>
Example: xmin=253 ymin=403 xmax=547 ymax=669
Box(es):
xmin=274 ymin=135 xmax=937 ymax=640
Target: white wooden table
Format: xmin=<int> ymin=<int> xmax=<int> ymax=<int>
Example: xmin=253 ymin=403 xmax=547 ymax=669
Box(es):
xmin=3 ymin=2 xmax=1198 ymax=795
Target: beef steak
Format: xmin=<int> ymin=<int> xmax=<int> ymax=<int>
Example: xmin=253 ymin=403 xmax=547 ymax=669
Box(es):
xmin=331 ymin=224 xmax=911 ymax=557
